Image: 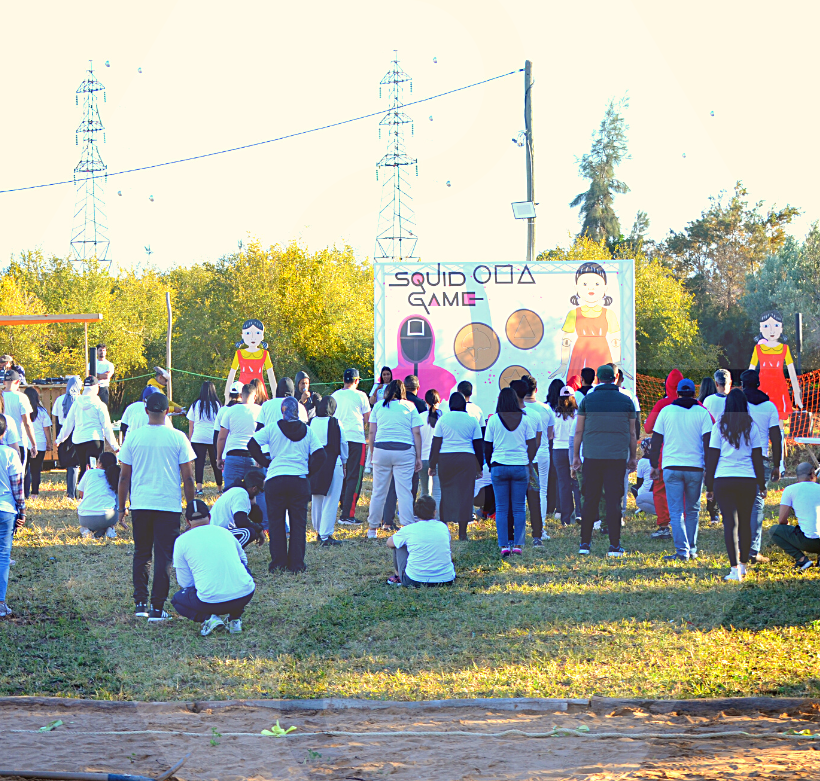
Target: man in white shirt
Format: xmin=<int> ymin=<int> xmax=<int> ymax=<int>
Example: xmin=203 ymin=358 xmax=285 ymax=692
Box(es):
xmin=332 ymin=368 xmax=371 ymax=524
xmin=3 ymin=370 xmax=37 ymax=472
xmin=118 ymin=391 xmax=196 ymax=622
xmin=703 ymin=369 xmax=731 ymax=421
xmin=94 ymin=344 xmax=115 ymax=407
xmin=521 ymin=376 xmax=555 ymax=546
xmin=771 ymin=461 xmax=820 ymax=571
xmin=457 ymin=381 xmax=484 ymax=429
xmin=209 ymin=469 xmax=266 ymax=548
xmin=120 ymin=388 xmax=173 ymax=440
xmin=172 ymin=499 xmax=255 ymax=636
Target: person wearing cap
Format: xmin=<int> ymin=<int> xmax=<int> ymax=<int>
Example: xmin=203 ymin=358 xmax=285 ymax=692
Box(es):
xmin=117 ymin=390 xmax=197 ymax=621
xmin=771 ymin=462 xmax=820 ymax=571
xmin=120 ymin=387 xmax=174 ymax=441
xmin=143 ymin=367 xmax=184 ymax=413
xmin=332 ymin=368 xmax=371 ymax=524
xmin=573 ymin=364 xmax=637 ymax=557
xmin=553 ymin=385 xmax=581 ymax=525
xmin=209 ymin=469 xmax=266 ymax=548
xmin=3 ymin=370 xmax=37 ymax=477
xmin=94 ymin=344 xmax=115 ymax=407
xmin=0 ymin=414 xmax=24 ymax=618
xmin=248 ymin=396 xmax=326 ymax=573
xmin=649 ymin=378 xmax=714 ymax=561
xmin=309 ymin=396 xmax=348 ymax=546
xmin=740 ymin=368 xmax=782 ymax=565
xmin=55 ymin=376 xmax=118 ymax=482
xmin=171 ymin=499 xmax=256 ymax=636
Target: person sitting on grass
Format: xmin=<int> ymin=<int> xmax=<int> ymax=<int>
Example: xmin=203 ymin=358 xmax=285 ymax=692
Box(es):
xmin=77 ymin=452 xmax=120 ymax=540
xmin=208 ymin=469 xmax=267 ymax=548
xmin=172 ymin=499 xmax=256 ymax=636
xmin=385 ymin=495 xmax=456 ymax=587
xmin=771 ymin=461 xmax=820 ymax=572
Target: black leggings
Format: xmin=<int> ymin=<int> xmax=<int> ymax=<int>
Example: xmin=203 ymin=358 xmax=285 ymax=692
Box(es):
xmin=25 ymin=450 xmax=46 ymax=496
xmin=75 ymin=440 xmax=104 ymax=482
xmin=192 ymin=442 xmax=223 ymax=486
xmin=714 ymin=476 xmax=757 ymax=567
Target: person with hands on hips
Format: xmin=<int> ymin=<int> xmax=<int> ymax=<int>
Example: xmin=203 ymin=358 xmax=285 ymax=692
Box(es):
xmin=370 ymin=366 xmax=393 ymax=406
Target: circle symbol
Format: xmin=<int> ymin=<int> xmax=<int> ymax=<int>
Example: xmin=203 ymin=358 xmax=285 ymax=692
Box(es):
xmin=499 ymin=365 xmax=530 ymax=390
xmin=454 ymin=324 xmax=500 ymax=372
xmin=505 ymin=309 xmax=544 ymax=350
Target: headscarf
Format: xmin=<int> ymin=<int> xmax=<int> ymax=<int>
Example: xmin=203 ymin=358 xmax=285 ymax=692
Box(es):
xmin=281 ymin=396 xmax=300 ymax=421
xmin=63 ymin=375 xmax=82 ymax=417
xmin=316 ymin=396 xmax=337 ymax=418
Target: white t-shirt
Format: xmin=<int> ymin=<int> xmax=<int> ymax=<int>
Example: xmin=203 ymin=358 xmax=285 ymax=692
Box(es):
xmin=259 ymin=397 xmax=308 ymax=431
xmin=653 ymin=403 xmax=714 ymax=469
xmin=703 ymin=393 xmax=727 ymax=421
xmin=95 ymin=358 xmax=115 ymax=387
xmin=552 ymin=412 xmax=577 ymax=450
xmin=77 ymin=468 xmax=117 ymax=514
xmin=636 ymin=457 xmax=654 ymax=498
xmin=484 ymin=413 xmax=537 ymax=466
xmin=118 ymin=424 xmax=197 ymax=512
xmin=220 ymin=403 xmax=262 ymax=453
xmin=0 ymin=444 xmax=23 ymax=514
xmin=209 ymin=486 xmax=251 ymax=529
xmin=213 ymin=403 xmax=234 ymax=433
xmin=465 ymin=401 xmax=484 ymax=426
xmin=780 ymin=481 xmax=820 ymax=539
xmin=2 ymin=391 xmax=32 ymax=437
xmin=746 ymin=398 xmax=780 ymax=458
xmin=370 ymin=399 xmax=422 ymax=446
xmin=434 ymin=411 xmax=481 ymax=454
xmin=524 ymin=400 xmax=555 ymax=452
xmin=253 ymin=422 xmax=323 ymax=479
xmin=1 ymin=414 xmax=20 ymax=449
xmin=420 ymin=411 xmax=441 ymax=460
xmin=28 ymin=408 xmax=52 ymax=451
xmin=187 ymin=401 xmax=221 ymax=445
xmin=474 ymin=464 xmax=492 ymax=494
xmin=59 ymin=394 xmax=117 ymax=448
xmin=392 ymin=520 xmax=456 ymax=583
xmin=331 ymin=388 xmax=371 ymax=444
xmin=709 ymin=422 xmax=762 ymax=480
xmin=52 ymin=394 xmax=71 ymax=426
xmin=310 ymin=416 xmax=349 ymax=468
xmin=173 ymin=524 xmax=254 ymax=603
xmin=120 ymin=401 xmax=173 ymax=434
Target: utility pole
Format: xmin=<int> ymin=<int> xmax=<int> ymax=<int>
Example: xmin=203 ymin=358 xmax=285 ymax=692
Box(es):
xmin=524 ymin=60 xmax=534 ymax=263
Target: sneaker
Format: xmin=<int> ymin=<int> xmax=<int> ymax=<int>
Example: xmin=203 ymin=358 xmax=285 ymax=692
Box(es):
xmin=651 ymin=526 xmax=672 ymax=539
xmin=663 ymin=553 xmax=688 ymax=562
xmin=148 ymin=607 xmax=170 ymax=622
xmin=364 ymin=466 xmax=372 ymax=474
xmin=710 ymin=515 xmax=721 ymax=526
xmin=134 ymin=602 xmax=149 ymax=618
xmin=511 ymin=547 xmax=523 ymax=555
xmin=320 ymin=536 xmax=343 ymax=547
xmin=593 ymin=520 xmax=602 ymax=530
xmin=532 ymin=537 xmax=543 ymax=547
xmin=724 ymin=566 xmax=743 ymax=582
xmin=228 ymin=619 xmax=242 ymax=634
xmin=386 ymin=574 xmax=402 ymax=585
xmin=749 ymin=553 xmax=770 ymax=564
xmin=795 ymin=557 xmax=814 ymax=571
xmin=578 ymin=543 xmax=591 ymax=555
xmin=195 ymin=489 xmax=204 ymax=497
xmin=366 ymin=529 xmax=377 ymax=539
xmin=80 ymin=527 xmax=92 ymax=538
xmin=554 ymin=512 xmax=561 ymax=521
xmin=607 ymin=545 xmax=626 ymax=558
xmin=339 ymin=517 xmax=362 ymax=525
xmin=200 ymin=614 xmax=224 ymax=636
xmin=105 ymin=527 xmax=117 ymax=539
xmin=0 ymin=601 xmax=12 ymax=618
xmin=501 ymin=547 xmax=511 ymax=557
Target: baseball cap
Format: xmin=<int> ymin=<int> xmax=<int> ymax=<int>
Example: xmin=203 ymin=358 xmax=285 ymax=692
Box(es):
xmin=83 ymin=375 xmax=99 ymax=387
xmin=740 ymin=369 xmax=760 ymax=388
xmin=559 ymin=385 xmax=573 ymax=397
xmin=145 ymin=391 xmax=170 ymax=412
xmin=677 ymin=378 xmax=696 ymax=393
xmin=796 ymin=462 xmax=814 ymax=477
xmin=3 ymin=369 xmax=20 ymax=383
xmin=230 ymin=380 xmax=243 ymax=395
xmin=185 ymin=499 xmax=210 ymax=521
xmin=153 ymin=366 xmax=170 ymax=380
xmin=0 ymin=355 xmax=11 ymax=363
xmin=596 ymin=364 xmax=615 ymax=382
xmin=343 ymin=368 xmax=360 ymax=382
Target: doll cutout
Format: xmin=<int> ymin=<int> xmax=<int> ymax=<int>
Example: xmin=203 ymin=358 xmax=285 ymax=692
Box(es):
xmin=749 ymin=309 xmax=802 ymax=420
xmin=224 ymin=318 xmax=277 ymax=402
xmin=550 ymin=262 xmax=622 ymax=380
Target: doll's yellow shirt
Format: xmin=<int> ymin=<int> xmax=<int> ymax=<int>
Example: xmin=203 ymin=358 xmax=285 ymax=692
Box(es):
xmin=750 ymin=343 xmax=793 ymax=366
xmin=230 ymin=348 xmax=273 ymax=371
xmin=561 ymin=305 xmax=620 ymax=333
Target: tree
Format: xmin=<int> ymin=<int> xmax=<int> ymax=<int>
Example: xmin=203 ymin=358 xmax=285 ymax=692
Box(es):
xmin=570 ymin=98 xmax=630 ymax=248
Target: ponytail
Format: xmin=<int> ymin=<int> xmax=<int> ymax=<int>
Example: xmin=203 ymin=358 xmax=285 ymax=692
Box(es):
xmin=99 ymin=452 xmax=120 ymax=494
xmin=424 ymin=388 xmax=441 ymax=428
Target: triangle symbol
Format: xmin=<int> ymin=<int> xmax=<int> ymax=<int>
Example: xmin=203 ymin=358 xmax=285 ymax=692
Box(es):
xmin=514 ymin=314 xmax=536 ymax=339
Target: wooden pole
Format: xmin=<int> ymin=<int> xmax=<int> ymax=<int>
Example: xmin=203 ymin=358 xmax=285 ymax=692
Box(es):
xmin=524 ymin=59 xmax=534 ymax=264
xmin=165 ymin=292 xmax=172 ymax=402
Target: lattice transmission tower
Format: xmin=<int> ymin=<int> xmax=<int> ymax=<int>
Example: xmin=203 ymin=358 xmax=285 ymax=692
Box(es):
xmin=374 ymin=52 xmax=418 ymax=261
xmin=70 ymin=61 xmax=110 ymax=262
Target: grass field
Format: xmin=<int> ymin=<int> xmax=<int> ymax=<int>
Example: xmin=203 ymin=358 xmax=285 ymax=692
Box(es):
xmin=2 ymin=468 xmax=820 ymax=702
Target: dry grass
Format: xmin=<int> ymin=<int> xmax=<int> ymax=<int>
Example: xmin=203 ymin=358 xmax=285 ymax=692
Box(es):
xmin=2 ymin=468 xmax=820 ymax=702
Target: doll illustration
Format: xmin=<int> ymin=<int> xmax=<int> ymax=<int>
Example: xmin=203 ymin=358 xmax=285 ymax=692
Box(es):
xmin=392 ymin=315 xmax=456 ymax=400
xmin=550 ymin=262 xmax=622 ymax=379
xmin=749 ymin=309 xmax=802 ymax=420
xmin=224 ymin=318 xmax=277 ymax=402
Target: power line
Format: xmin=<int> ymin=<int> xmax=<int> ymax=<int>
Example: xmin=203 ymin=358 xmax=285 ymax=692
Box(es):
xmin=0 ymin=68 xmax=522 ymax=196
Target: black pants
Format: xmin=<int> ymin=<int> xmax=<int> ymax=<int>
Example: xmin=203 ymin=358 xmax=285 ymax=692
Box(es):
xmin=76 ymin=439 xmax=104 ymax=482
xmin=230 ymin=517 xmax=264 ymax=548
xmin=98 ymin=386 xmax=110 ymax=407
xmin=547 ymin=456 xmax=558 ymax=514
xmin=439 ymin=452 xmax=477 ymax=539
xmin=714 ymin=476 xmax=757 ymax=567
xmin=340 ymin=441 xmax=366 ymax=519
xmin=172 ymin=586 xmax=254 ymax=622
xmin=580 ymin=458 xmax=625 ymax=546
xmin=192 ymin=442 xmax=223 ymax=487
xmin=131 ymin=509 xmax=180 ymax=607
xmin=25 ymin=449 xmax=46 ymax=496
xmin=267 ymin=475 xmax=311 ymax=573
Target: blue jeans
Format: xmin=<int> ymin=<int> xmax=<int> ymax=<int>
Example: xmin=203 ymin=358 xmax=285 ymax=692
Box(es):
xmin=492 ymin=464 xmax=528 ymax=548
xmin=663 ymin=468 xmax=703 ymax=558
xmin=0 ymin=510 xmax=16 ymax=601
xmin=66 ymin=466 xmax=79 ymax=499
xmin=751 ymin=461 xmax=772 ymax=556
xmin=223 ymin=455 xmax=268 ymax=530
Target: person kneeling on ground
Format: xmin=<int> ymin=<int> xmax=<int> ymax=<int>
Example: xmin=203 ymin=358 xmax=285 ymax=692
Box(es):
xmin=77 ymin=452 xmax=120 ymax=539
xmin=172 ymin=499 xmax=256 ymax=636
xmin=386 ymin=495 xmax=456 ymax=587
xmin=208 ymin=469 xmax=266 ymax=548
xmin=771 ymin=461 xmax=820 ymax=571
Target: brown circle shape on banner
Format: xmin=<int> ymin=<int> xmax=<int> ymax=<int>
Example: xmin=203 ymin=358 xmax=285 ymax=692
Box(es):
xmin=499 ymin=365 xmax=530 ymax=390
xmin=454 ymin=323 xmax=501 ymax=371
xmin=505 ymin=309 xmax=544 ymax=350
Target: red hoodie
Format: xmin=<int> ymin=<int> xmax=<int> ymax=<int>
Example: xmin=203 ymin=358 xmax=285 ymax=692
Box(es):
xmin=644 ymin=369 xmax=683 ymax=434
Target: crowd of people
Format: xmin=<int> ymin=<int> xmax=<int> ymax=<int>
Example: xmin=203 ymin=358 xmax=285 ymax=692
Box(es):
xmin=0 ymin=351 xmax=817 ymax=633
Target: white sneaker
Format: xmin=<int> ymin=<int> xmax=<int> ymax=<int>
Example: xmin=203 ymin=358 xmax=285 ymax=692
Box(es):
xmin=554 ymin=512 xmax=561 ymax=521
xmin=593 ymin=520 xmax=602 ymax=530
xmin=228 ymin=619 xmax=242 ymax=634
xmin=200 ymin=614 xmax=225 ymax=636
xmin=364 ymin=466 xmax=372 ymax=474
xmin=724 ymin=566 xmax=744 ymax=582
xmin=80 ymin=527 xmax=92 ymax=538
xmin=105 ymin=527 xmax=117 ymax=539
xmin=366 ymin=529 xmax=377 ymax=539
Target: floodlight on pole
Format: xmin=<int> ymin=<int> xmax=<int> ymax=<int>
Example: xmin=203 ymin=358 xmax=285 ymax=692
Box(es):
xmin=511 ymin=201 xmax=536 ymax=220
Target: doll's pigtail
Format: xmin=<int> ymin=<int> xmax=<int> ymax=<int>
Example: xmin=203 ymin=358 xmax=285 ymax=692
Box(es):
xmin=570 ymin=294 xmax=580 ymax=306
xmin=603 ymin=295 xmax=613 ymax=306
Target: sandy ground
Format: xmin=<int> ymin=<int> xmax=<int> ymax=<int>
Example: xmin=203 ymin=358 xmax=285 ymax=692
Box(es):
xmin=1 ymin=701 xmax=819 ymax=781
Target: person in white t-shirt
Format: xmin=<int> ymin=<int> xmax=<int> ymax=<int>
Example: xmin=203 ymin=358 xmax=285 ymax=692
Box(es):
xmin=702 ymin=369 xmax=731 ymax=422
xmin=522 ymin=375 xmax=555 ymax=543
xmin=120 ymin=389 xmax=174 ymax=440
xmin=771 ymin=462 xmax=820 ymax=571
xmin=94 ymin=344 xmax=115 ymax=407
xmin=332 ymin=368 xmax=371 ymax=524
xmin=3 ymin=369 xmax=37 ymax=475
xmin=21 ymin=387 xmax=52 ymax=498
xmin=117 ymin=391 xmax=196 ymax=621
xmin=308 ymin=397 xmax=348 ymax=546
xmin=51 ymin=375 xmax=82 ymax=499
xmin=704 ymin=389 xmax=766 ymax=582
xmin=187 ymin=382 xmax=223 ymax=495
xmin=386 ymin=495 xmax=455 ymax=586
xmin=172 ymin=499 xmax=255 ymax=636
xmin=457 ymin=381 xmax=485 ymax=429
xmin=77 ymin=452 xmax=119 ymax=539
xmin=208 ymin=469 xmax=266 ymax=548
xmin=418 ymin=389 xmax=442 ymax=516
xmin=216 ymin=383 xmax=261 ymax=490
xmin=552 ymin=387 xmax=581 ymax=525
xmin=510 ymin=379 xmax=547 ymax=546
xmin=0 ymin=414 xmax=24 ymax=618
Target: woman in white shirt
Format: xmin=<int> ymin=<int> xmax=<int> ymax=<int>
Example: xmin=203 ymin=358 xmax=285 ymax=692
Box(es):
xmin=552 ymin=387 xmax=581 ymax=526
xmin=419 ymin=389 xmax=442 ymax=515
xmin=369 ymin=366 xmax=393 ymax=407
xmin=22 ymin=386 xmax=52 ymax=498
xmin=77 ymin=452 xmax=119 ymax=539
xmin=705 ymin=388 xmax=766 ymax=582
xmin=187 ymin=382 xmax=223 ymax=495
xmin=366 ymin=380 xmax=423 ymax=537
xmin=484 ymin=388 xmax=537 ymax=556
xmin=52 ymin=375 xmax=82 ymax=499
xmin=428 ymin=392 xmax=482 ymax=540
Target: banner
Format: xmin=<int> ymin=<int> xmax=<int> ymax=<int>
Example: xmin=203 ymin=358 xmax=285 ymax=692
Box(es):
xmin=373 ymin=260 xmax=636 ymax=414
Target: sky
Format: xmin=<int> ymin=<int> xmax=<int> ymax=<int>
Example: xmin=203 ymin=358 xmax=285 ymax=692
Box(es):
xmin=1 ymin=0 xmax=818 ymax=273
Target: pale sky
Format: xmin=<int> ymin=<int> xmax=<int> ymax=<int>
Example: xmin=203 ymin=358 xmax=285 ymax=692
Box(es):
xmin=1 ymin=0 xmax=817 ymax=272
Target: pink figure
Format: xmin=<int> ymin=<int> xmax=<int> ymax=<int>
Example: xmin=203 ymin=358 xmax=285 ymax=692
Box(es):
xmin=392 ymin=315 xmax=456 ymax=400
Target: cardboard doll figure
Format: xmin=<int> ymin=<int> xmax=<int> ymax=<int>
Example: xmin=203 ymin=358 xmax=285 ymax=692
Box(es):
xmin=749 ymin=309 xmax=802 ymax=421
xmin=224 ymin=318 xmax=277 ymax=402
